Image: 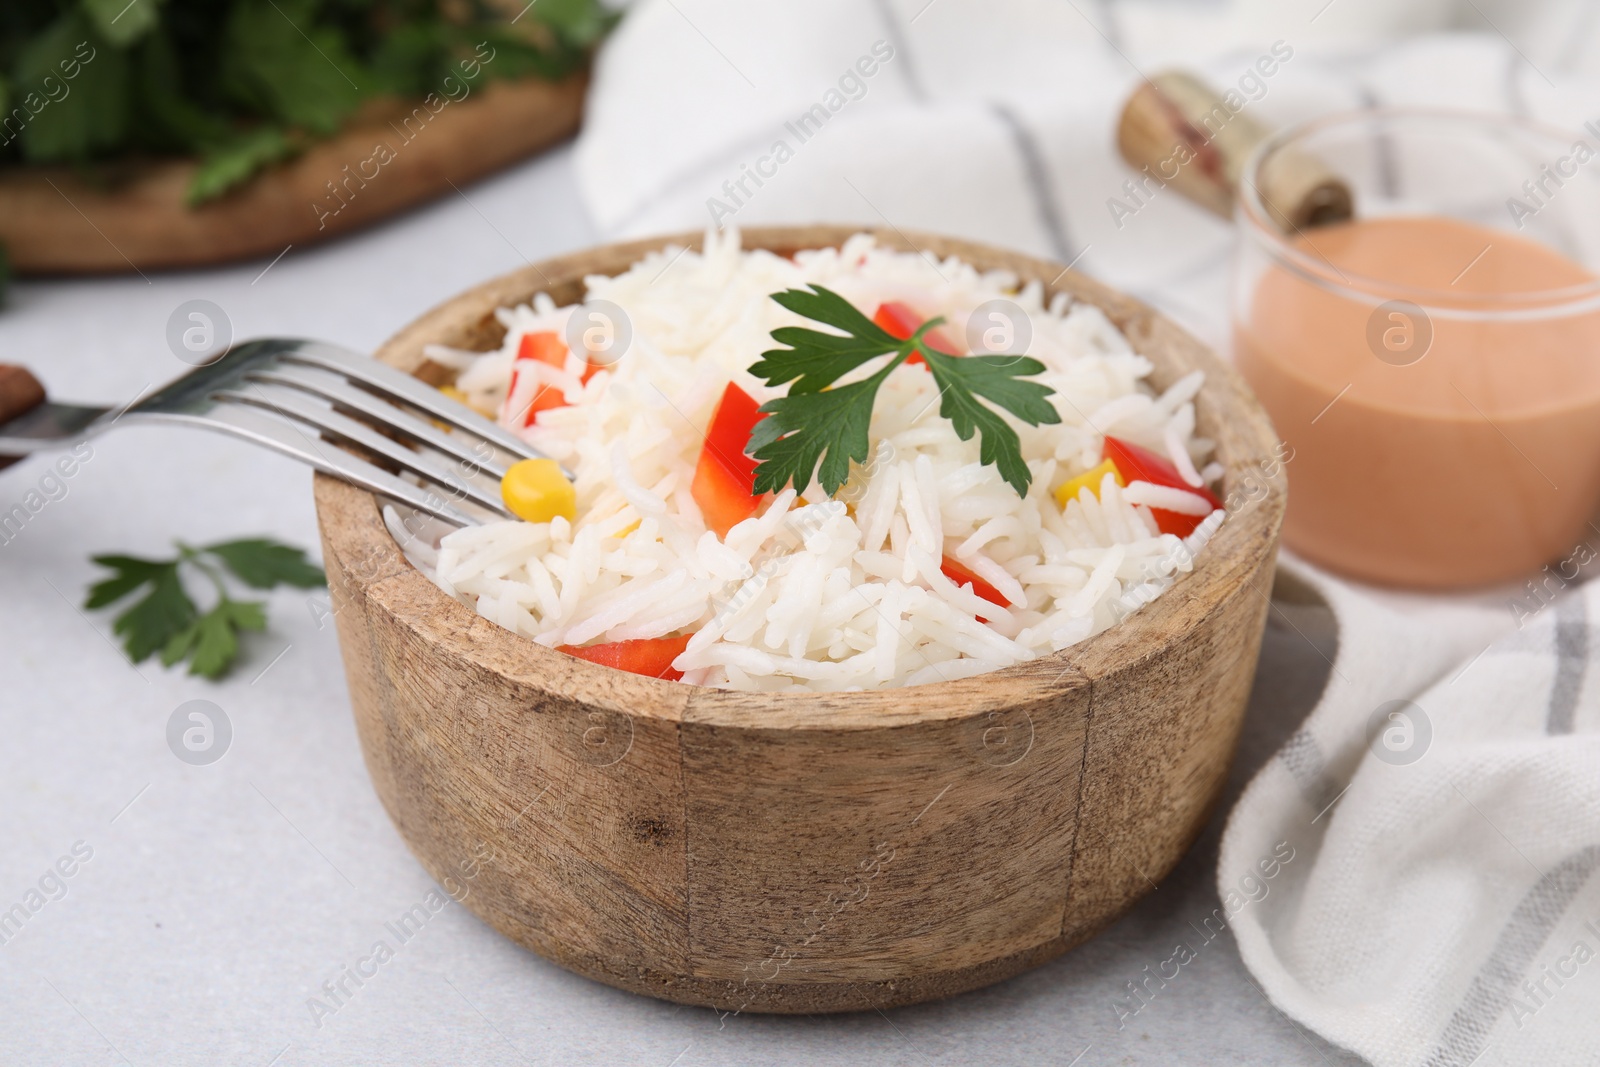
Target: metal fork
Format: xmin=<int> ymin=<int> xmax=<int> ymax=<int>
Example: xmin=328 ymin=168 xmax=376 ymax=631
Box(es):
xmin=0 ymin=338 xmax=555 ymax=526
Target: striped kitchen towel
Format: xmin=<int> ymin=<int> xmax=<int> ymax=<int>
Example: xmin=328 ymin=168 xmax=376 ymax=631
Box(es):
xmin=1222 ymin=562 xmax=1600 ymax=1066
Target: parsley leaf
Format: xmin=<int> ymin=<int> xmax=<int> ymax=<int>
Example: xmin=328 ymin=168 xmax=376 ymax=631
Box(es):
xmin=921 ymin=349 xmax=1060 ymax=496
xmin=86 ymin=554 xmax=174 ymax=609
xmin=221 ymin=0 xmax=365 ymax=137
xmin=165 ymin=598 xmax=269 ymax=679
xmin=206 ymin=538 xmax=325 ymax=588
xmin=749 ymin=285 xmax=903 ymax=394
xmin=746 ymin=285 xmax=1060 ymax=498
xmin=187 ymin=127 xmax=296 ymax=206
xmin=747 ymin=367 xmax=898 ymax=498
xmin=107 ymin=563 xmax=197 ymax=663
xmin=85 ymin=537 xmax=324 ymax=679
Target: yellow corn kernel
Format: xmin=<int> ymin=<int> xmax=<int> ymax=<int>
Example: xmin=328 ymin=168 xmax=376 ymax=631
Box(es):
xmin=440 ymin=385 xmax=469 ymax=404
xmin=501 ymin=459 xmax=576 ymax=524
xmin=1054 ymin=459 xmax=1124 ymax=509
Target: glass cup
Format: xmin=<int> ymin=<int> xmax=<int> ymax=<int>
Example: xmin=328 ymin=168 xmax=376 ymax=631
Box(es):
xmin=1232 ymin=108 xmax=1600 ymax=589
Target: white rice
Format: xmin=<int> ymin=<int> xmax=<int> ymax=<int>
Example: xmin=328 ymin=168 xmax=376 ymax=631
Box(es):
xmin=405 ymin=228 xmax=1224 ymax=691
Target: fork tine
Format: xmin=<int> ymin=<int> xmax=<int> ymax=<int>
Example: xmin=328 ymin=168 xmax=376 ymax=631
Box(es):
xmin=213 ymin=384 xmax=514 ymax=519
xmin=190 ymin=403 xmax=477 ymax=526
xmin=243 ymin=366 xmax=512 ymax=481
xmin=276 ymin=342 xmax=551 ymax=465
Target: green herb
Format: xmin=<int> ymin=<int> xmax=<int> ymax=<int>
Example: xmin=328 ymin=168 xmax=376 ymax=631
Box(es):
xmin=85 ymin=538 xmax=324 ymax=679
xmin=746 ymin=285 xmax=1061 ymax=498
xmin=187 ymin=127 xmax=296 ymax=206
xmin=1 ymin=0 xmax=617 ymax=203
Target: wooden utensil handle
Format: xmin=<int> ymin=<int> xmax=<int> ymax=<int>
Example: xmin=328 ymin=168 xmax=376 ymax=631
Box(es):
xmin=0 ymin=364 xmax=46 ymax=473
xmin=1117 ymin=70 xmax=1354 ymax=232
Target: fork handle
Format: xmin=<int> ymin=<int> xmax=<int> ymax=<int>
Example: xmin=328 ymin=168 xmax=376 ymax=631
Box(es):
xmin=0 ymin=365 xmax=47 ymax=472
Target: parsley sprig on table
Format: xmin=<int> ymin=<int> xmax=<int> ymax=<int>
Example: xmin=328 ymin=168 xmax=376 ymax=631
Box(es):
xmin=746 ymin=285 xmax=1061 ymax=498
xmin=85 ymin=538 xmax=324 ymax=679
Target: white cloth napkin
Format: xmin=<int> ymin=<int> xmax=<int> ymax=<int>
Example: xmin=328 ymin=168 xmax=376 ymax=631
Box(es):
xmin=573 ymin=3 xmax=1600 ymax=1063
xmin=1223 ymin=557 xmax=1600 ymax=1065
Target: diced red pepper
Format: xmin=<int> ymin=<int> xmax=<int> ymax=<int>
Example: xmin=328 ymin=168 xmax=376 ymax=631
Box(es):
xmin=1102 ymin=435 xmax=1222 ymax=537
xmin=507 ymin=332 xmax=586 ymax=428
xmin=557 ymin=634 xmax=693 ymax=680
xmin=520 ymin=330 xmax=602 ymax=384
xmin=873 ymin=301 xmax=961 ymax=368
xmin=514 ymin=384 xmax=568 ymax=426
xmin=691 ymin=382 xmax=769 ymax=537
xmin=518 ymin=331 xmax=566 ymax=369
xmin=940 ymin=555 xmax=1009 ymax=622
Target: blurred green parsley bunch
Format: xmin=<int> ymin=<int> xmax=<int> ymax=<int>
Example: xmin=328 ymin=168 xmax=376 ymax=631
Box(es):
xmin=0 ymin=0 xmax=614 ymax=203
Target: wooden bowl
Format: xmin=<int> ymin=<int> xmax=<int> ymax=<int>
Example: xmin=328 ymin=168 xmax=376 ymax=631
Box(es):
xmin=312 ymin=226 xmax=1286 ymax=1013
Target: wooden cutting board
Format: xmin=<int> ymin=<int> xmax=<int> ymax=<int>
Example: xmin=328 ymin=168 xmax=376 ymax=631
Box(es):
xmin=0 ymin=73 xmax=586 ymax=276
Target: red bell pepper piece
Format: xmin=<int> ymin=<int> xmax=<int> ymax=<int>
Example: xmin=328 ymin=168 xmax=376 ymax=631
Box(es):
xmin=557 ymin=634 xmax=693 ymax=680
xmin=940 ymin=555 xmax=1009 ymax=622
xmin=691 ymin=381 xmax=769 ymax=537
xmin=519 ymin=330 xmax=567 ymax=368
xmin=873 ymin=301 xmax=961 ymax=368
xmin=1101 ymin=435 xmax=1222 ymax=537
xmin=507 ymin=331 xmax=590 ymax=428
xmin=521 ymin=330 xmax=603 ymax=383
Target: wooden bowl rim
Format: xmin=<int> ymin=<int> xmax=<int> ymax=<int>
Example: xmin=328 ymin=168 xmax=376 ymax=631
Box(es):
xmin=313 ymin=225 xmax=1284 ymax=732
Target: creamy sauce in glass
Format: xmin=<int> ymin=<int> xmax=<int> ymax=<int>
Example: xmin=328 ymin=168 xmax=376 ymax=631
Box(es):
xmin=1235 ymin=215 xmax=1600 ymax=588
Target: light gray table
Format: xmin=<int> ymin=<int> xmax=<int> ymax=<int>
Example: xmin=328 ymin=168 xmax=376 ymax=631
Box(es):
xmin=0 ymin=146 xmax=1363 ymax=1066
